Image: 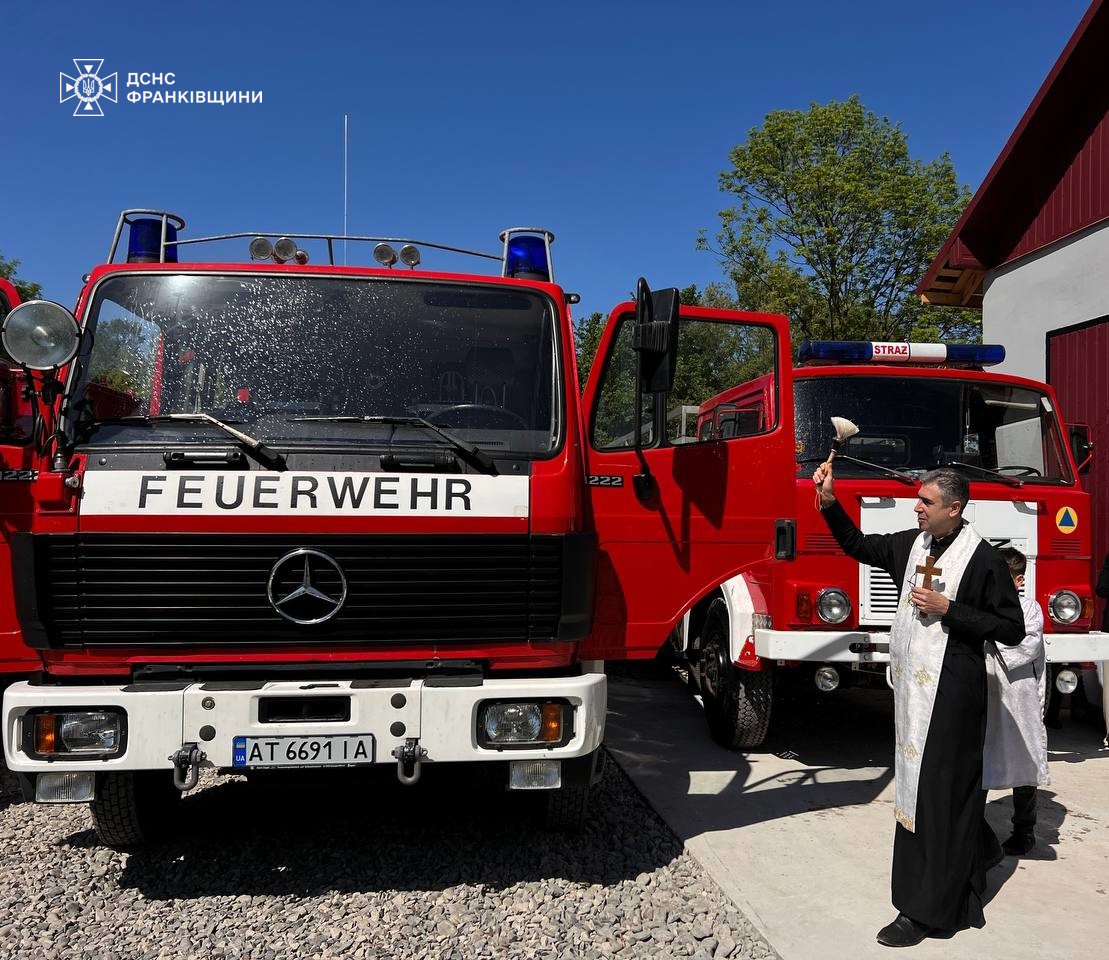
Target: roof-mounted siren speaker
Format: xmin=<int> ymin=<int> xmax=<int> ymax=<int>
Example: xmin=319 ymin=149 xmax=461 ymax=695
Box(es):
xmin=500 ymin=227 xmax=555 ymax=282
xmin=124 ymin=211 xmax=186 ymax=264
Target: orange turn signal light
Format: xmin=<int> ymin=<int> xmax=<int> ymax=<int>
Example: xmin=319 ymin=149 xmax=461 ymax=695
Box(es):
xmin=540 ymin=703 xmax=563 ymax=742
xmin=34 ymin=714 xmax=57 ymax=755
xmin=796 ymin=591 xmax=812 ymax=622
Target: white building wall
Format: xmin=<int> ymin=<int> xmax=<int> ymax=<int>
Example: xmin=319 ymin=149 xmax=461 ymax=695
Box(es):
xmin=981 ymin=221 xmax=1109 ymax=381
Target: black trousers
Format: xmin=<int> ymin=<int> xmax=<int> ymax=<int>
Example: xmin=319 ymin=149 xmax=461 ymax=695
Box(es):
xmin=1012 ymin=785 xmax=1037 ymax=832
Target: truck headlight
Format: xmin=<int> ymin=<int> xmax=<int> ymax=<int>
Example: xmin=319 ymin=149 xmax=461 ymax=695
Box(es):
xmin=1048 ymin=590 xmax=1082 ymax=625
xmin=478 ymin=701 xmax=570 ymax=748
xmin=25 ymin=709 xmax=125 ymax=759
xmin=816 ymin=588 xmax=851 ymax=625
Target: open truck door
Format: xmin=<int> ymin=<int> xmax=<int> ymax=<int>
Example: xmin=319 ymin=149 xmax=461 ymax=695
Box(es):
xmin=0 ymin=279 xmax=40 ymax=673
xmin=579 ymin=281 xmax=796 ymax=660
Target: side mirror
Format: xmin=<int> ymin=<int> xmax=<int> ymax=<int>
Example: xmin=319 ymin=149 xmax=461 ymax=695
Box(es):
xmin=633 ymin=278 xmax=680 ymax=394
xmin=1068 ymin=423 xmax=1093 ymax=474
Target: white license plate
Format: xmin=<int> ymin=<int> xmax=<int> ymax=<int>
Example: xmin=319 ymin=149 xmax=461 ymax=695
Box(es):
xmin=232 ymin=734 xmax=375 ymax=768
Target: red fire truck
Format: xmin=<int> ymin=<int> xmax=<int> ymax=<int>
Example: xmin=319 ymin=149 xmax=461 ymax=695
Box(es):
xmin=0 ymin=280 xmax=40 ymax=675
xmin=677 ymin=340 xmax=1107 ymax=748
xmin=1 ymin=210 xmax=800 ymax=846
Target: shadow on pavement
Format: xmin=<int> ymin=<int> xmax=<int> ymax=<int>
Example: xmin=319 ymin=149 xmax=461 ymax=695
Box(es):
xmin=605 ymin=663 xmax=895 ymax=836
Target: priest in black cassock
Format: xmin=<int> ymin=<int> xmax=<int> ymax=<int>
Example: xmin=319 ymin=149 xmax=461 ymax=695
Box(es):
xmin=813 ymin=466 xmax=1024 ymax=947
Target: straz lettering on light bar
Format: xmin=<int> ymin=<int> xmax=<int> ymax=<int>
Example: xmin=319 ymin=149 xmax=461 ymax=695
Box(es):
xmin=871 ymin=342 xmax=910 ymax=359
xmin=80 ymin=471 xmax=530 ymax=517
xmin=870 ymin=342 xmax=946 ymax=362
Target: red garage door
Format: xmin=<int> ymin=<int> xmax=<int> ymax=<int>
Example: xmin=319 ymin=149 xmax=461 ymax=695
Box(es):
xmin=1048 ymin=317 xmax=1109 ymax=629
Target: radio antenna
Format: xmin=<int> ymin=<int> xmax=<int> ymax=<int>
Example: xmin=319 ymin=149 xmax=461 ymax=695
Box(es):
xmin=343 ymin=113 xmax=349 ymax=265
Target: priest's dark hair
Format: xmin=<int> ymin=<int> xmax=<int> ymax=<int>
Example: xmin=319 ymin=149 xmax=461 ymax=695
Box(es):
xmin=920 ymin=468 xmax=970 ymax=513
xmin=998 ymin=546 xmax=1027 ymax=578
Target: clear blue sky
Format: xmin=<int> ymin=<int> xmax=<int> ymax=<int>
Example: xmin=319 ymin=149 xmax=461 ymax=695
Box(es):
xmin=1 ymin=0 xmax=1092 ymax=321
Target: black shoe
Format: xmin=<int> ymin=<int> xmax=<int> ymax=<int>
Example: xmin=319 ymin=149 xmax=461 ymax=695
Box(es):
xmin=876 ymin=914 xmax=931 ymax=947
xmin=1002 ymin=831 xmax=1035 ymax=856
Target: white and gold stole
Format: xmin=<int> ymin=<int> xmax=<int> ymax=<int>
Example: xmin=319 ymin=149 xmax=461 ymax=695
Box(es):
xmin=889 ymin=523 xmax=981 ymax=832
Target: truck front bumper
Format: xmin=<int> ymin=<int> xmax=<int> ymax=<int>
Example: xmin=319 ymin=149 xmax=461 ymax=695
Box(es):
xmin=756 ymin=628 xmax=1109 ymax=665
xmin=755 ymin=628 xmax=890 ymax=664
xmin=3 ymin=673 xmax=607 ymax=776
xmin=1044 ymin=630 xmax=1109 ymax=662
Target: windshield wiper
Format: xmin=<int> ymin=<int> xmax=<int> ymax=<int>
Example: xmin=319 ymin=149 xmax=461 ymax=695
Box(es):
xmin=799 ymin=455 xmax=916 ymax=485
xmin=939 ymin=460 xmax=1023 ymax=488
xmin=288 ymin=414 xmax=497 ymax=475
xmin=105 ymin=413 xmax=287 ymax=471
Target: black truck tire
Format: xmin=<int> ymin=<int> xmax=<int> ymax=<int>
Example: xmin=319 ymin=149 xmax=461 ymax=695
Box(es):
xmin=91 ymin=771 xmax=181 ymax=849
xmin=699 ymin=599 xmax=773 ymax=748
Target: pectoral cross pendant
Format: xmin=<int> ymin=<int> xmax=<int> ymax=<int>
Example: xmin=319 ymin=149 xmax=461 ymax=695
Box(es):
xmin=916 ymin=555 xmax=942 ymax=590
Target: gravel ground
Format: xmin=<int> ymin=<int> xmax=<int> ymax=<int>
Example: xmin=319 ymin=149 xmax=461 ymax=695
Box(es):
xmin=0 ymin=754 xmax=777 ymax=960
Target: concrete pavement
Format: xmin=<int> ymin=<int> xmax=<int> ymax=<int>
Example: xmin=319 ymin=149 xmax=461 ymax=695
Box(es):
xmin=604 ymin=664 xmax=1109 ymax=960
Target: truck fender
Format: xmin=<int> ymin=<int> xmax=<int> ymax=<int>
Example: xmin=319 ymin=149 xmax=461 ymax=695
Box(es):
xmin=719 ymin=573 xmax=763 ymax=669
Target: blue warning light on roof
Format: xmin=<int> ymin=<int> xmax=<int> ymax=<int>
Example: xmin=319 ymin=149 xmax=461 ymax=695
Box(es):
xmin=798 ymin=341 xmax=873 ymax=363
xmin=127 ymin=218 xmax=178 ymax=264
xmin=504 ymin=234 xmax=550 ymax=282
xmin=944 ymin=344 xmax=1006 ymax=365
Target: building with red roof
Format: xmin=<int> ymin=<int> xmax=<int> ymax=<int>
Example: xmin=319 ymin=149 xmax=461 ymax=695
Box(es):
xmin=919 ymin=0 xmax=1109 ymax=645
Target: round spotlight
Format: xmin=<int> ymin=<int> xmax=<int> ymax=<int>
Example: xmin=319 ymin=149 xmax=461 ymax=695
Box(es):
xmin=399 ymin=244 xmax=421 ymax=267
xmin=249 ymin=237 xmax=273 ymax=261
xmin=293 ymin=249 xmax=310 ymax=265
xmin=1048 ymin=590 xmax=1082 ymax=625
xmin=816 ymin=588 xmax=851 ymax=625
xmin=814 ymin=665 xmax=840 ymax=692
xmin=373 ymin=243 xmax=398 ymax=267
xmin=1055 ymin=668 xmax=1079 ymax=695
xmin=273 ymin=237 xmax=298 ymax=262
xmin=1 ymin=301 xmax=80 ymax=370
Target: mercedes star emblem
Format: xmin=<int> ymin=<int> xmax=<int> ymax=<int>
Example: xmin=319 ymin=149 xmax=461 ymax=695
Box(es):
xmin=267 ymin=549 xmax=348 ymax=625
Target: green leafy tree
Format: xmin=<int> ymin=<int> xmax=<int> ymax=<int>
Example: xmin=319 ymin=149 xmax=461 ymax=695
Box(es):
xmin=573 ymin=310 xmax=606 ymax=389
xmin=0 ymin=252 xmax=43 ymax=303
xmin=583 ymin=282 xmax=776 ymax=446
xmin=699 ymin=96 xmax=980 ymax=346
xmin=574 ymin=284 xmax=729 ymax=389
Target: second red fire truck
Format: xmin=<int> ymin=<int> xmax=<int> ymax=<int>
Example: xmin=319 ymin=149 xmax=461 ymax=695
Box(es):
xmin=677 ymin=340 xmax=1106 ymax=747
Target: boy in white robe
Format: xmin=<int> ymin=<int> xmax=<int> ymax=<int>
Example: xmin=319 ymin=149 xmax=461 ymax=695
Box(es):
xmin=984 ymin=547 xmax=1050 ymax=856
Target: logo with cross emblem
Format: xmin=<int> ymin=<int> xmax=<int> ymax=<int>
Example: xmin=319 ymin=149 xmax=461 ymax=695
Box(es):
xmin=59 ymin=60 xmax=118 ymax=117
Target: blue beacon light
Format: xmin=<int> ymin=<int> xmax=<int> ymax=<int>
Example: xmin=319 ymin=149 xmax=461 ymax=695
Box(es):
xmin=127 ymin=218 xmax=179 ymax=264
xmin=505 ymin=234 xmax=550 ymax=281
xmin=945 ymin=343 xmax=1006 ymax=365
xmin=797 ymin=341 xmax=873 ymax=363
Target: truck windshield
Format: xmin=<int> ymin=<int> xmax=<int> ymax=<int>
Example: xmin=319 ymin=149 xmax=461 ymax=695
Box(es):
xmin=71 ymin=274 xmax=560 ymax=456
xmin=794 ymin=375 xmax=1072 ymax=483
